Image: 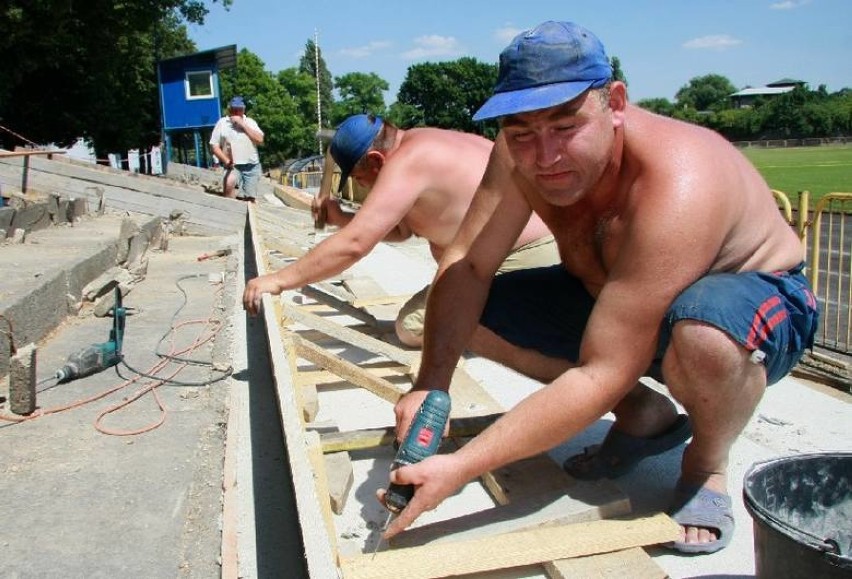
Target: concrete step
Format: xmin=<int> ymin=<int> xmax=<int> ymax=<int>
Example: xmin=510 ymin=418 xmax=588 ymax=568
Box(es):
xmin=0 ymin=212 xmax=162 ymax=378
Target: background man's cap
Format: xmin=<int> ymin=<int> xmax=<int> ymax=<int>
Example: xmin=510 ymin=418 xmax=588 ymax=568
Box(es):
xmin=229 ymin=96 xmax=246 ymax=109
xmin=330 ymin=114 xmax=383 ymax=192
xmin=473 ymin=21 xmax=611 ymax=121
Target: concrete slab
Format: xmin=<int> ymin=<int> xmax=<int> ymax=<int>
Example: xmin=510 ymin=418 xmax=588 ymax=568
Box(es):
xmin=0 ymin=234 xmax=243 ymax=577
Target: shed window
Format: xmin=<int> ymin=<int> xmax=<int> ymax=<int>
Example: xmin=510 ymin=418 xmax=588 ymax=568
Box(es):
xmin=185 ymin=70 xmax=214 ymax=100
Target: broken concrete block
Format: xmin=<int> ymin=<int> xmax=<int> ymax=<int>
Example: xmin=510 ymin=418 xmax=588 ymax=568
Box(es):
xmin=10 ymin=201 xmax=52 ymax=233
xmin=10 ymin=343 xmax=37 ymax=415
xmin=11 ymin=228 xmax=26 ymax=243
xmin=47 ymin=193 xmax=68 ymax=224
xmin=126 ymin=230 xmax=150 ymax=267
xmin=117 ymin=218 xmax=141 ymax=263
xmin=93 ymin=283 xmax=129 ymax=317
xmin=67 ymin=197 xmax=88 ymax=221
xmin=0 ymin=206 xmax=14 ymax=233
xmin=82 ymin=267 xmax=133 ymax=301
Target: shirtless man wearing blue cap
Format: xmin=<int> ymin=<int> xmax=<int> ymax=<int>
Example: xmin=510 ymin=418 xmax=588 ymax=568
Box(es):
xmin=243 ymin=115 xmax=559 ymax=348
xmin=385 ymin=21 xmax=818 ymax=554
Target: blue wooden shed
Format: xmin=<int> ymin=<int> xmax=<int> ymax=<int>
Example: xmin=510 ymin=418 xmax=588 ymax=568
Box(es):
xmin=156 ymin=45 xmax=237 ymax=168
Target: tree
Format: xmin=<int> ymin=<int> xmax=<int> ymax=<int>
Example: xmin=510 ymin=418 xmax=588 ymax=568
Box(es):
xmin=332 ymin=72 xmax=388 ymax=124
xmin=675 ymin=74 xmax=738 ymax=112
xmin=277 ymin=68 xmax=324 ymax=157
xmin=396 ymin=57 xmax=498 ymax=134
xmin=298 ymin=39 xmax=334 ymax=135
xmin=218 ymin=49 xmax=306 ymax=166
xmin=0 ymin=0 xmax=229 ymax=154
xmin=610 ymin=56 xmax=628 ymax=86
xmin=636 ymin=98 xmax=675 ymax=117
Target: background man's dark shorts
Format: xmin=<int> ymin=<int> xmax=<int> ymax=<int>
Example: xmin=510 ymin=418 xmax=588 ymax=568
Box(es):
xmin=479 ymin=264 xmax=819 ymax=385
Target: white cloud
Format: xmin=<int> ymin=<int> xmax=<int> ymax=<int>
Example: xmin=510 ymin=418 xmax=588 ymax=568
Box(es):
xmin=683 ymin=34 xmax=743 ymax=50
xmin=401 ymin=35 xmax=464 ymax=59
xmin=770 ymin=0 xmax=811 ymax=9
xmin=339 ymin=41 xmax=392 ymax=59
xmin=494 ymin=26 xmax=524 ymax=44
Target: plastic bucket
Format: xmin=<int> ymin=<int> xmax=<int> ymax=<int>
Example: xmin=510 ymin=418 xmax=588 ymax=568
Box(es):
xmin=744 ymin=452 xmax=852 ymax=578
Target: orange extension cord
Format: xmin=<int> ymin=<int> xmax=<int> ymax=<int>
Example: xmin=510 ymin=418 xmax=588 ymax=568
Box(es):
xmin=0 ymin=286 xmax=228 ymax=436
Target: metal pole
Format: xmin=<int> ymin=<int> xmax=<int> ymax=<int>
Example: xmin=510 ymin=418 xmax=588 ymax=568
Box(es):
xmin=315 ymin=29 xmax=322 ymax=156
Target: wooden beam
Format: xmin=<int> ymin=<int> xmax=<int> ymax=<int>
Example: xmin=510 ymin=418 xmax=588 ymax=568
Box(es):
xmin=390 ymin=488 xmax=631 ymax=549
xmin=280 ymin=301 xmax=419 ymax=369
xmin=339 ymin=513 xmax=680 ymax=579
xmin=293 ymin=335 xmax=408 ymax=404
xmin=319 ymin=413 xmax=503 ymax=453
xmin=324 ymin=451 xmax=355 ymax=515
xmin=544 ymin=547 xmax=667 ymax=579
xmin=300 ymin=284 xmax=379 ymax=327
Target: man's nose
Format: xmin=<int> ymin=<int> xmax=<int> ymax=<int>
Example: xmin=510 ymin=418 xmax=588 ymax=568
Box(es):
xmin=535 ymin=136 xmax=561 ymax=167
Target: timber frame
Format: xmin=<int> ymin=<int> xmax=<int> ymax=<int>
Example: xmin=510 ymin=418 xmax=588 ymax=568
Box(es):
xmin=228 ymin=202 xmax=678 ymax=578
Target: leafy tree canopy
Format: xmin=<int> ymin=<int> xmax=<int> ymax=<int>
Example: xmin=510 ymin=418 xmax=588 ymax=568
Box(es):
xmin=332 ymin=72 xmax=388 ymax=125
xmin=397 ymin=57 xmax=498 ymax=134
xmin=0 ymin=0 xmax=230 ymax=153
xmin=675 ymin=74 xmax=738 ymax=112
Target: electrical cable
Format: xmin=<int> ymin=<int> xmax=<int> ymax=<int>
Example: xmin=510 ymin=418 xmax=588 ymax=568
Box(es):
xmin=0 ymin=271 xmax=234 ymax=434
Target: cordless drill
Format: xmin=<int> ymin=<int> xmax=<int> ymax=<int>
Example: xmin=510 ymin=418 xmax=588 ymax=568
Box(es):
xmin=54 ymin=287 xmax=126 ymax=383
xmin=384 ymin=390 xmax=452 ymax=514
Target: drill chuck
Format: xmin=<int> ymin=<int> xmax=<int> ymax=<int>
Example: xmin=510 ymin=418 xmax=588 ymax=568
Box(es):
xmin=386 ymin=390 xmax=452 ymax=513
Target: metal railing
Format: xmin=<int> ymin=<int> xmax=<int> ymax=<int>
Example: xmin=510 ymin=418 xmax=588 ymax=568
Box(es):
xmin=807 ymin=193 xmax=852 ymax=354
xmin=775 ymin=189 xmax=852 ymax=355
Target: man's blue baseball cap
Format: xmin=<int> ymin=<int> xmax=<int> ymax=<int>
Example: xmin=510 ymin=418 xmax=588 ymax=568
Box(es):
xmin=330 ymin=114 xmax=383 ymax=192
xmin=472 ymin=21 xmax=612 ymax=121
xmin=229 ymin=96 xmax=246 ymax=109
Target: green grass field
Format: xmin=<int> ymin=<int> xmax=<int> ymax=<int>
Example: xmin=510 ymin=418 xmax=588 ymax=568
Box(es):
xmin=741 ymin=144 xmax=852 ymax=206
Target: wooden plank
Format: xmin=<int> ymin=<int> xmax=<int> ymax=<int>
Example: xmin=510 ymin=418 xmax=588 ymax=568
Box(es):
xmin=544 ymin=547 xmax=667 ymax=579
xmin=319 ymin=413 xmax=503 ymax=453
xmin=339 ymin=513 xmax=680 ymax=579
xmin=351 ymin=294 xmax=413 ymax=308
xmin=280 ymin=301 xmax=419 ymax=369
xmin=301 ymin=284 xmax=378 ymax=327
xmin=247 ymin=205 xmax=339 ymax=577
xmin=295 ymin=362 xmax=409 ymax=387
xmin=293 ymin=335 xmax=407 ymax=404
xmin=390 ymin=488 xmax=631 ymax=549
xmin=305 ymin=431 xmax=339 ymax=556
xmin=324 ymin=451 xmax=355 ymax=515
xmin=282 ymin=332 xmax=318 ymax=422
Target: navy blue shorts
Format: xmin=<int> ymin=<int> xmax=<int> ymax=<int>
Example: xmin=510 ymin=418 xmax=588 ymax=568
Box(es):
xmin=480 ymin=264 xmax=819 ymax=385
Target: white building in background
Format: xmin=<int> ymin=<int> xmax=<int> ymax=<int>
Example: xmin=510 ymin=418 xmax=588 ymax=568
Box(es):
xmin=64 ymin=137 xmax=97 ymax=163
xmin=729 ymin=78 xmax=806 ymax=109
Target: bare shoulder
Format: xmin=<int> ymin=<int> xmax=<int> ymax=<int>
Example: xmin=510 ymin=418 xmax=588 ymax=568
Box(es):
xmin=623 ymin=106 xmax=799 ymax=272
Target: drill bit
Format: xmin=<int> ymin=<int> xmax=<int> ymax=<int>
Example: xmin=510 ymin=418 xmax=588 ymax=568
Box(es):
xmin=371 ymin=510 xmax=394 ymax=559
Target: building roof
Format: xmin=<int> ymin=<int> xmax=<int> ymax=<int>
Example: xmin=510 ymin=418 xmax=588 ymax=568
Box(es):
xmin=730 ymin=86 xmax=795 ymax=98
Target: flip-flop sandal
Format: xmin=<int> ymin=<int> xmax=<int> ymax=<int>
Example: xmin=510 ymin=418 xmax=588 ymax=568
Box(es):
xmin=563 ymin=414 xmax=692 ymax=480
xmin=667 ymin=482 xmax=735 ymax=554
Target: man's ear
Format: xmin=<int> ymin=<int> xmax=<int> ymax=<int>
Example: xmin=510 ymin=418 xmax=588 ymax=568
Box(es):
xmin=609 ymin=82 xmax=628 ymax=126
xmin=365 ymin=150 xmax=384 ymax=171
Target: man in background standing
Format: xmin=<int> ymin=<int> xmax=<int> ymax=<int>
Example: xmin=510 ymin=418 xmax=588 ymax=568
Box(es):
xmin=209 ymin=96 xmax=264 ymax=201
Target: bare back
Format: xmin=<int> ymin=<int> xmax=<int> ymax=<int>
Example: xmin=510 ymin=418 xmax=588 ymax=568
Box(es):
xmin=374 ymin=128 xmax=551 ymax=262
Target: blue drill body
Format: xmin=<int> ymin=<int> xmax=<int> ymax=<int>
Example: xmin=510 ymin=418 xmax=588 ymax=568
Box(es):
xmin=55 ymin=287 xmax=126 ymax=383
xmin=385 ymin=390 xmax=451 ymax=513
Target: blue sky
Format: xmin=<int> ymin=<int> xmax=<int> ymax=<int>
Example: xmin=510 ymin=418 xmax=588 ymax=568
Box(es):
xmin=189 ymin=0 xmax=850 ymax=104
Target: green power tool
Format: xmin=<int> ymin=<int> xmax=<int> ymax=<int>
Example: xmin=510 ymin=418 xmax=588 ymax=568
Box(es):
xmin=54 ymin=286 xmax=126 ymax=383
